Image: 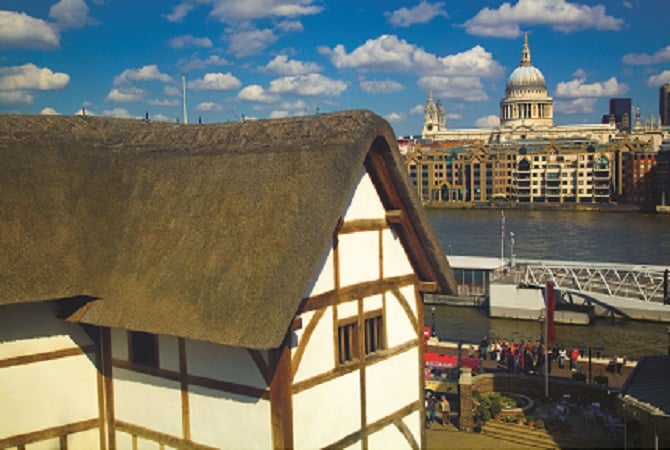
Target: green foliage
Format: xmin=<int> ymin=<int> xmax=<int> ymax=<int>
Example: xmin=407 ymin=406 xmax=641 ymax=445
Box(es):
xmin=534 ymin=418 xmax=545 ymax=429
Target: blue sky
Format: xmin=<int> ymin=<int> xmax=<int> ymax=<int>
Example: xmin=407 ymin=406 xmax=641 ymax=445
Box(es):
xmin=1 ymin=0 xmax=669 ymax=136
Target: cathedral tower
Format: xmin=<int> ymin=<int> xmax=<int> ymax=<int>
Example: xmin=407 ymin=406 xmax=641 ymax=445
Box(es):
xmin=499 ymin=33 xmax=554 ymax=129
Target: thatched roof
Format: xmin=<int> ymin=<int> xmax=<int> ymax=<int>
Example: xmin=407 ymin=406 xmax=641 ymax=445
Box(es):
xmin=620 ymin=355 xmax=670 ymax=416
xmin=0 ymin=110 xmax=456 ymax=349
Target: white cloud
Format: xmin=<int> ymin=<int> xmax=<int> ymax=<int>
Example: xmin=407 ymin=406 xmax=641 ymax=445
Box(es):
xmin=151 ymin=113 xmax=174 ymax=122
xmin=0 ymin=11 xmax=60 ymax=49
xmin=196 ymin=102 xmax=223 ymax=111
xmin=276 ymin=20 xmax=303 ymax=32
xmin=0 ymin=63 xmax=70 ymax=90
xmin=148 ymin=98 xmax=180 ymax=106
xmin=40 ymin=107 xmax=60 ymax=115
xmin=418 ymin=76 xmax=488 ymax=102
xmin=623 ymin=46 xmax=670 ymax=66
xmin=385 ymin=1 xmax=448 ymax=27
xmin=554 ymin=76 xmax=627 ymax=98
xmin=264 ymin=55 xmax=321 ymax=75
xmin=114 ymin=65 xmax=173 ymax=86
xmin=647 ymin=70 xmax=670 ymax=87
xmin=410 ymin=104 xmax=424 ymax=116
xmin=106 ymin=86 xmax=145 ymax=102
xmin=475 ymin=114 xmax=500 ymax=128
xmin=238 ymin=84 xmax=280 ymax=102
xmin=269 ymin=110 xmax=290 ymax=119
xmin=103 ymin=107 xmax=136 ymax=118
xmin=188 ymin=72 xmax=242 ymax=90
xmin=360 ymin=79 xmax=404 ymax=94
xmin=226 ymin=27 xmax=277 ymax=57
xmin=207 ymin=0 xmax=323 ymax=23
xmin=322 ymin=35 xmax=416 ymax=71
xmin=164 ymin=86 xmax=181 ymax=97
xmin=384 ymin=112 xmax=403 ymax=123
xmin=0 ymin=91 xmax=34 ymax=106
xmin=463 ymin=0 xmax=623 ymax=38
xmin=321 ymin=35 xmax=503 ymax=80
xmin=269 ymin=74 xmax=348 ymax=96
xmin=554 ymin=98 xmax=598 ymax=114
xmin=177 ymin=55 xmax=230 ymax=72
xmin=169 ymin=35 xmax=213 ymax=49
xmin=49 ymin=0 xmax=98 ymax=30
xmin=163 ymin=3 xmax=194 ymax=22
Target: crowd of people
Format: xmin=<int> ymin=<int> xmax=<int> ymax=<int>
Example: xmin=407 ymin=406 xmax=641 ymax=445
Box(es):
xmin=473 ymin=335 xmax=583 ymax=375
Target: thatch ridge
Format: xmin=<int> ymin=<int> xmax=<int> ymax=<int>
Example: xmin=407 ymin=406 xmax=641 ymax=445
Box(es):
xmin=0 ymin=110 xmax=454 ymax=349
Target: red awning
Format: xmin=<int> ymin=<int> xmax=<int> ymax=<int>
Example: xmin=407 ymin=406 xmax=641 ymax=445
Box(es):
xmin=425 ymin=352 xmax=481 ymax=371
xmin=425 ymin=352 xmax=458 ymax=368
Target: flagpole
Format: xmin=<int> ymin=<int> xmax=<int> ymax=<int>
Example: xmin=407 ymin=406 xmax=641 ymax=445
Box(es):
xmin=500 ymin=210 xmax=505 ymax=269
xmin=545 ymin=301 xmax=549 ymax=398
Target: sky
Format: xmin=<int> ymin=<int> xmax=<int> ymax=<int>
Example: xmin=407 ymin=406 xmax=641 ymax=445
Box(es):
xmin=1 ymin=0 xmax=669 ymax=136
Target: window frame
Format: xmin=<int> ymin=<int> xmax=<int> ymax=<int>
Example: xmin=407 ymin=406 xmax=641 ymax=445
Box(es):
xmin=128 ymin=330 xmax=159 ymax=368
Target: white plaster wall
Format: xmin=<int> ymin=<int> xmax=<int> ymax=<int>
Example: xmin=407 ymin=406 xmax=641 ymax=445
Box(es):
xmin=385 ymin=287 xmax=418 ymax=348
xmin=292 ymin=308 xmax=335 ymax=383
xmin=67 ymin=429 xmax=101 ymax=450
xmin=363 ymin=294 xmax=383 ymax=313
xmin=342 ymin=169 xmax=386 ymax=221
xmin=186 ymin=340 xmax=266 ymax=389
xmin=0 ymin=303 xmax=99 ymax=447
xmin=402 ymin=410 xmax=422 ymax=448
xmin=113 ymin=368 xmax=182 ymax=438
xmin=338 ymin=230 xmax=380 ymax=287
xmin=382 ymin=228 xmax=414 ymax=278
xmin=188 ymin=385 xmax=271 ymax=449
xmin=365 ymin=347 xmax=419 ymax=425
xmin=26 ymin=437 xmax=59 ymax=450
xmin=0 ymin=302 xmax=93 ymax=359
xmin=337 ymin=299 xmax=358 ymax=319
xmin=0 ymin=354 xmax=99 ymax=439
xmin=293 ymin=371 xmax=361 ymax=449
xmin=304 ymin=246 xmax=335 ymax=298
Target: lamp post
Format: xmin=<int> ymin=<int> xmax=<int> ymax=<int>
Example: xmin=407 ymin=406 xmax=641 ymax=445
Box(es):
xmin=431 ymin=307 xmax=436 ymax=337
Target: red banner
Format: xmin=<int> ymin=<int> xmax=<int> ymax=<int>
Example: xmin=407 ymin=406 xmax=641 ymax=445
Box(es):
xmin=546 ymin=282 xmax=556 ymax=345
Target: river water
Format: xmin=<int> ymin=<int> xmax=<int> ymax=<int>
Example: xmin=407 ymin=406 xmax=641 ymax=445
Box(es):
xmin=424 ymin=208 xmax=670 ymax=359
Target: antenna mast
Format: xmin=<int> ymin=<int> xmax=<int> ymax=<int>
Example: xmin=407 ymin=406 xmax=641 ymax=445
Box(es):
xmin=182 ymin=74 xmax=188 ymax=124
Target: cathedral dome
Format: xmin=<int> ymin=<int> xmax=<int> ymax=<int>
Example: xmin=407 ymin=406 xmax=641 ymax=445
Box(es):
xmin=507 ymin=65 xmax=546 ymax=90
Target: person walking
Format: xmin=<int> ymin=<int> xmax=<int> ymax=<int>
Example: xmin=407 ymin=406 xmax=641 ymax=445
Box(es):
xmin=426 ymin=394 xmax=436 ymax=428
xmin=558 ymin=346 xmax=567 ymax=369
xmin=440 ymin=396 xmax=451 ymax=426
xmin=570 ymin=346 xmax=580 ymax=371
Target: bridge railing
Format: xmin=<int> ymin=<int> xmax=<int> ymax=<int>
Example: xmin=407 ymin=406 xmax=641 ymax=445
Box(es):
xmin=517 ymin=260 xmax=669 ymax=303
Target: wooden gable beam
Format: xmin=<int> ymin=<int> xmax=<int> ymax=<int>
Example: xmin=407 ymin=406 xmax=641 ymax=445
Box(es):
xmin=385 ymin=209 xmax=403 ymax=224
xmin=417 ymin=281 xmax=439 ymax=293
xmin=365 ymin=150 xmax=440 ymax=288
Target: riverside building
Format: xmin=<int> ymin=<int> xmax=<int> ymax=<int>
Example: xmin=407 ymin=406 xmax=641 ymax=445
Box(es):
xmin=408 ymin=33 xmax=669 ymax=207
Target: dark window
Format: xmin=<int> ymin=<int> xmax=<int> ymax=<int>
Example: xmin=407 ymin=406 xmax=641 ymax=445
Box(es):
xmin=364 ymin=313 xmax=385 ymax=355
xmin=337 ymin=320 xmax=359 ymax=365
xmin=129 ymin=331 xmax=158 ymax=367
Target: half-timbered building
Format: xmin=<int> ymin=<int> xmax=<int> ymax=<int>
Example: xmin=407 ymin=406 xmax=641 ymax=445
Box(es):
xmin=0 ymin=110 xmax=456 ymax=449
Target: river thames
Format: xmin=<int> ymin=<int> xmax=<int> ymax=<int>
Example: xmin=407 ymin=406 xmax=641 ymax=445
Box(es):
xmin=424 ymin=208 xmax=670 ymax=359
